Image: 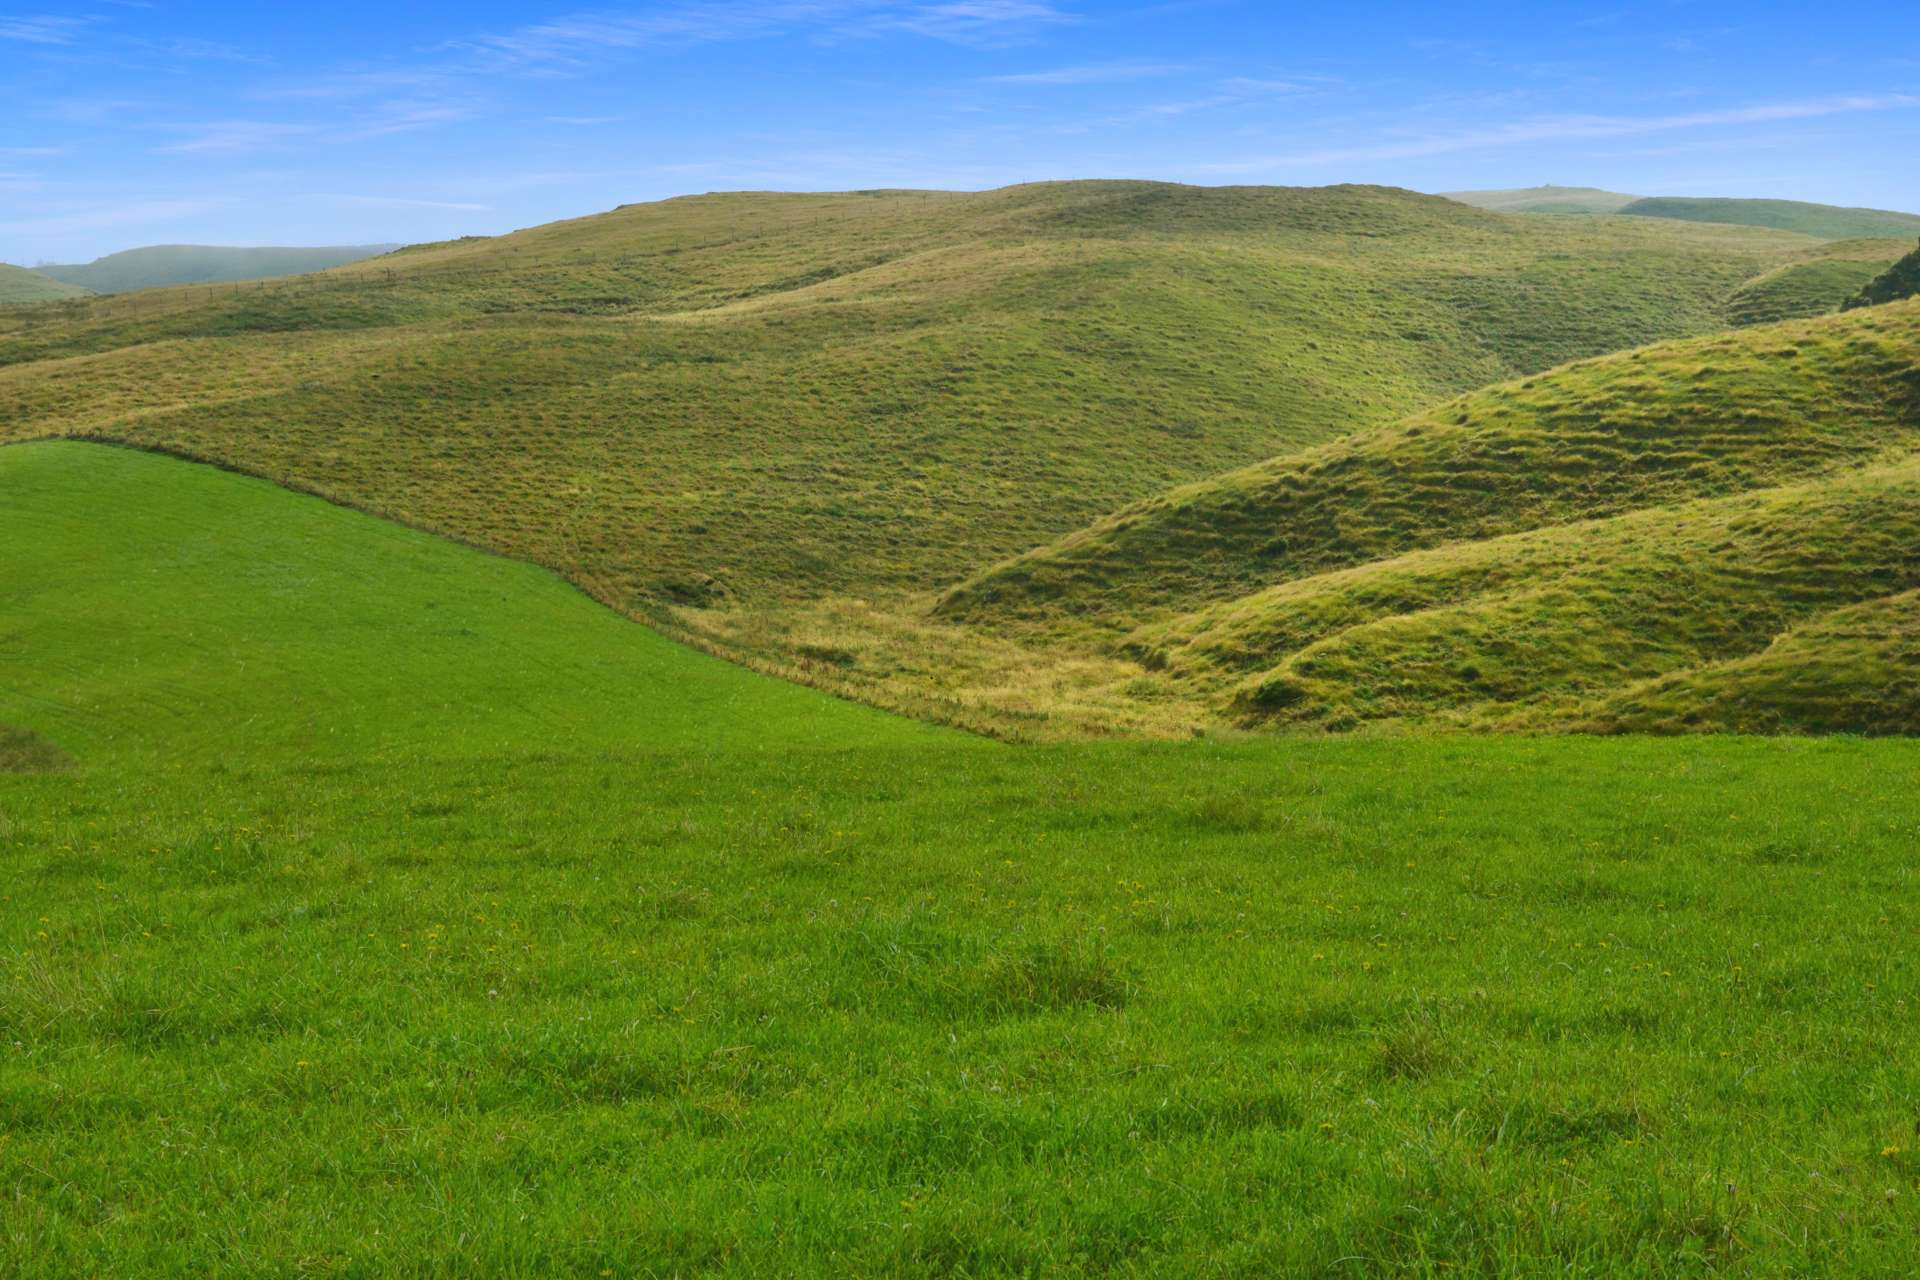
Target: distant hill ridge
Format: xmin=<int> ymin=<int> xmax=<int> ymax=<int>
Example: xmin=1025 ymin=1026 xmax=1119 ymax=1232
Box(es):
xmin=0 ymin=262 xmax=92 ymax=304
xmin=1446 ymin=187 xmax=1920 ymax=241
xmin=1618 ymin=197 xmax=1920 ymax=241
xmin=36 ymin=243 xmax=402 ymax=294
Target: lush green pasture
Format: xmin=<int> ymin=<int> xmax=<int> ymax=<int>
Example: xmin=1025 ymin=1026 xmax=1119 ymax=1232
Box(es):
xmin=5 ymin=442 xmax=1920 ymax=1275
xmin=7 ymin=730 xmax=1920 ymax=1275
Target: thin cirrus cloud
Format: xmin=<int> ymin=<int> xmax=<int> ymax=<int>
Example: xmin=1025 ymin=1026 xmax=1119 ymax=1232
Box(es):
xmin=0 ymin=14 xmax=95 ymax=44
xmin=153 ymin=120 xmax=321 ymax=156
xmin=153 ymin=103 xmax=477 ymax=155
xmin=455 ymin=0 xmax=1072 ymax=65
xmin=989 ymin=60 xmax=1185 ymax=85
xmin=1201 ymin=93 xmax=1920 ymax=172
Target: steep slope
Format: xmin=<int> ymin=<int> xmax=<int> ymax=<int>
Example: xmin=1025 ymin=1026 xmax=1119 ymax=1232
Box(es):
xmin=942 ymin=300 xmax=1920 ymax=733
xmin=1 ymin=182 xmax=1814 ymax=622
xmin=1846 ymin=239 xmax=1920 ymax=309
xmin=1620 ymin=196 xmax=1920 ymax=241
xmin=0 ymin=263 xmax=91 ymax=304
xmin=0 ymin=441 xmax=949 ymax=764
xmin=1725 ymin=238 xmax=1911 ymax=325
xmin=35 ymin=243 xmax=401 ymax=294
xmin=1441 ymin=186 xmax=1638 ymax=214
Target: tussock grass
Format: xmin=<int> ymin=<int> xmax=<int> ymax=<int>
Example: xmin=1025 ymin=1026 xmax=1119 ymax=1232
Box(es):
xmin=0 ymin=724 xmax=69 ymax=772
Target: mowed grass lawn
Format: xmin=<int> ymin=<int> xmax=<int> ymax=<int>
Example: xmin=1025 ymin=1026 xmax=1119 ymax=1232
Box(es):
xmin=4 ymin=445 xmax=1920 ymax=1275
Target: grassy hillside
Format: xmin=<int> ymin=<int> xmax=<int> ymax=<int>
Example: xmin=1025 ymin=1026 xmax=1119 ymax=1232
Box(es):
xmin=1620 ymin=196 xmax=1920 ymax=241
xmin=4 ymin=441 xmax=1920 ymax=1270
xmin=0 ymin=440 xmax=947 ymax=762
xmin=0 ymin=262 xmax=90 ymax=305
xmin=1725 ymin=237 xmax=1910 ymax=325
xmin=35 ymin=243 xmax=401 ymax=294
xmin=1441 ymin=185 xmax=1638 ymax=214
xmin=0 ymin=184 xmax=1822 ymax=734
xmin=943 ymin=299 xmax=1920 ymax=732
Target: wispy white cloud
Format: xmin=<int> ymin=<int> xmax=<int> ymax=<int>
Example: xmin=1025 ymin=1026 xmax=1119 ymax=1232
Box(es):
xmin=333 ymin=102 xmax=477 ymax=142
xmin=0 ymin=14 xmax=94 ymax=44
xmin=128 ymin=35 xmax=268 ymax=64
xmin=151 ymin=100 xmax=477 ymax=155
xmin=856 ymin=1 xmax=1070 ymax=46
xmin=544 ymin=113 xmax=627 ymax=125
xmin=990 ymin=60 xmax=1183 ymax=85
xmin=154 ymin=120 xmax=320 ymax=155
xmin=1198 ymin=93 xmax=1920 ymax=172
xmin=456 ymin=0 xmax=1071 ymax=65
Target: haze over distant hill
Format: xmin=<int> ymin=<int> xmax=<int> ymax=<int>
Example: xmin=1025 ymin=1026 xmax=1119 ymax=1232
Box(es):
xmin=1618 ymin=197 xmax=1920 ymax=241
xmin=35 ymin=243 xmax=402 ymax=294
xmin=1446 ymin=187 xmax=1920 ymax=241
xmin=0 ymin=262 xmax=92 ymax=304
xmin=1440 ymin=186 xmax=1637 ymax=214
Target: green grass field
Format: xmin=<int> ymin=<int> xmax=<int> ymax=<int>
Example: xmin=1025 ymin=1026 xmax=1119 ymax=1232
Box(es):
xmin=5 ymin=442 xmax=1920 ymax=1275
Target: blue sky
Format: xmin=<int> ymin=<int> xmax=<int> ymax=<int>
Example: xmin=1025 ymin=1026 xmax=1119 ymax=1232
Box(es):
xmin=3 ymin=1 xmax=1917 ymax=262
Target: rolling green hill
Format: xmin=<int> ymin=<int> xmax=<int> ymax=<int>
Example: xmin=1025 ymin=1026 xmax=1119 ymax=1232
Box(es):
xmin=34 ymin=243 xmax=401 ymax=294
xmin=0 ymin=440 xmax=947 ymax=764
xmin=943 ymin=299 xmax=1920 ymax=732
xmin=1441 ymin=185 xmax=1638 ymax=214
xmin=0 ymin=262 xmax=91 ymax=305
xmin=0 ymin=181 xmax=1830 ymax=735
xmin=1619 ymin=196 xmax=1920 ymax=241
